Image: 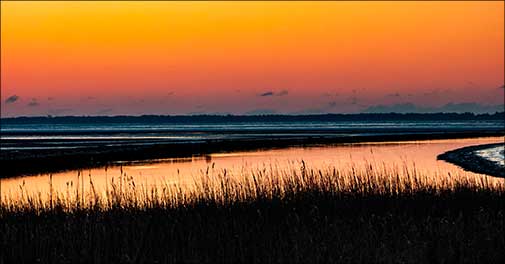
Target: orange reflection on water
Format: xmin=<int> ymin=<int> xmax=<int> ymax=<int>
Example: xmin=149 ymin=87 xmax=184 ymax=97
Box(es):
xmin=1 ymin=137 xmax=503 ymax=203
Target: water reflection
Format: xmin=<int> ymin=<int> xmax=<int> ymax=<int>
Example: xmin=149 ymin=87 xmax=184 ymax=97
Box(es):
xmin=1 ymin=137 xmax=503 ymax=202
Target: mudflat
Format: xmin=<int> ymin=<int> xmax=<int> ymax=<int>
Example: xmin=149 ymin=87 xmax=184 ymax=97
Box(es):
xmin=438 ymin=142 xmax=505 ymax=178
xmin=2 ymin=131 xmax=504 ymax=178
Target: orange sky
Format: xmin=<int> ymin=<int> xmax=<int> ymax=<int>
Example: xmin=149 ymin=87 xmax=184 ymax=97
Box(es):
xmin=1 ymin=1 xmax=504 ymax=116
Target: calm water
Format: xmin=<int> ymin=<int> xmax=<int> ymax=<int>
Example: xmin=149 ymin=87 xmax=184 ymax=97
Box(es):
xmin=1 ymin=137 xmax=503 ymax=202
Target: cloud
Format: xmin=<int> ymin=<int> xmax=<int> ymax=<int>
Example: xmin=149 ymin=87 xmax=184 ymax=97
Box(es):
xmin=466 ymin=81 xmax=478 ymax=88
xmin=162 ymin=92 xmax=175 ymax=98
xmin=322 ymin=92 xmax=339 ymax=98
xmin=157 ymin=92 xmax=176 ymax=103
xmin=259 ymin=91 xmax=274 ymax=97
xmin=244 ymin=109 xmax=278 ymax=115
xmin=276 ymin=90 xmax=289 ymax=96
xmin=363 ymin=102 xmax=505 ymax=114
xmin=348 ymin=89 xmax=360 ymax=105
xmin=27 ymin=99 xmax=39 ymax=107
xmin=386 ymin=92 xmax=401 ymax=97
xmin=5 ymin=95 xmax=19 ymax=104
xmin=258 ymin=90 xmax=289 ymax=97
xmin=327 ymin=101 xmax=337 ymax=108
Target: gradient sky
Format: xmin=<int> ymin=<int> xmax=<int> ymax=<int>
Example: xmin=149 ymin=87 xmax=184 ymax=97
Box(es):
xmin=1 ymin=1 xmax=504 ymax=117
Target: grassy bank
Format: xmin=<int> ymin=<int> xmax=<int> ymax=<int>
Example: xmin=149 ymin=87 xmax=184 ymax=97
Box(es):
xmin=1 ymin=162 xmax=504 ymax=263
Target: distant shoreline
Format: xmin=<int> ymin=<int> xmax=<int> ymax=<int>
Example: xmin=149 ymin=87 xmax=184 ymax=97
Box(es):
xmin=438 ymin=143 xmax=505 ymax=178
xmin=2 ymin=112 xmax=504 ymax=124
xmin=1 ymin=131 xmax=503 ymax=178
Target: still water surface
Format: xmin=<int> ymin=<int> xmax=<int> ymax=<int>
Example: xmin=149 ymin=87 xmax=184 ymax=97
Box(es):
xmin=1 ymin=137 xmax=503 ymax=202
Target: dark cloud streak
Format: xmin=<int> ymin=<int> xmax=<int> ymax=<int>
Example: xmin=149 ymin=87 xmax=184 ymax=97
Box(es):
xmin=5 ymin=95 xmax=19 ymax=104
xmin=259 ymin=91 xmax=274 ymax=97
xmin=386 ymin=92 xmax=401 ymax=97
xmin=27 ymin=99 xmax=39 ymax=107
xmin=259 ymin=90 xmax=289 ymax=97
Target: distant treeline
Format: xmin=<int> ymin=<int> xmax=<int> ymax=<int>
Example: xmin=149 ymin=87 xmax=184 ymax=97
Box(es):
xmin=1 ymin=112 xmax=504 ymax=124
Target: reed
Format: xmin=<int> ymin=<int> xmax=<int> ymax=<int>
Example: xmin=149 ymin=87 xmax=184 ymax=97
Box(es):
xmin=1 ymin=161 xmax=504 ymax=263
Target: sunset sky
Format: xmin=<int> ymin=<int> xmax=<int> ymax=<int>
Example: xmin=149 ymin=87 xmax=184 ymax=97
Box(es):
xmin=1 ymin=1 xmax=504 ymax=117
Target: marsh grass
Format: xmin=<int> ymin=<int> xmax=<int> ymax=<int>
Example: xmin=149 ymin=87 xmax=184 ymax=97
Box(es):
xmin=1 ymin=161 xmax=504 ymax=263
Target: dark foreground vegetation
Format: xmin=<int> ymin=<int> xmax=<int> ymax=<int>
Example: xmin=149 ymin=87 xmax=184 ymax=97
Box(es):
xmin=2 ymin=192 xmax=504 ymax=263
xmin=2 ymin=163 xmax=505 ymax=263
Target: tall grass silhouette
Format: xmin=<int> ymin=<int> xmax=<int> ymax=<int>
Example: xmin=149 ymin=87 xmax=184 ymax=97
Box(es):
xmin=1 ymin=161 xmax=504 ymax=263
